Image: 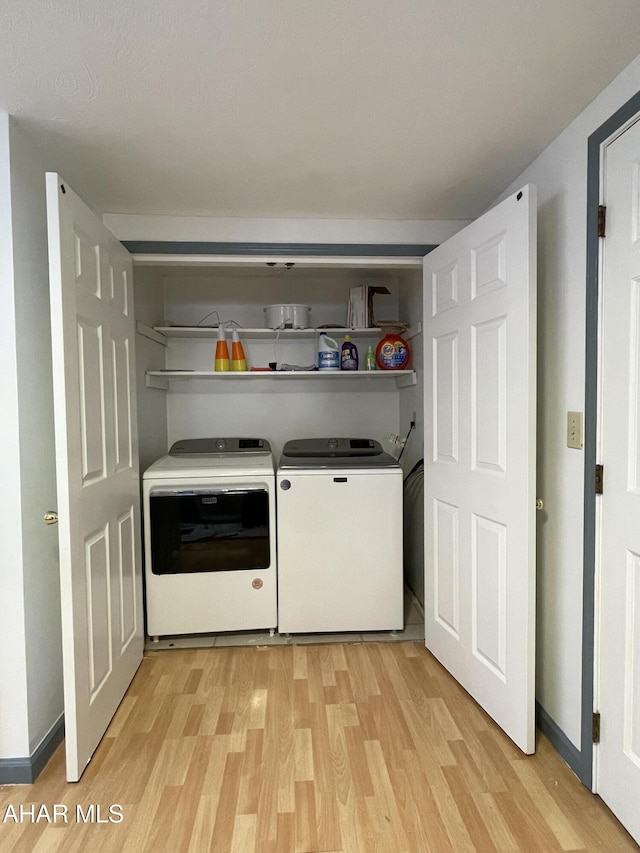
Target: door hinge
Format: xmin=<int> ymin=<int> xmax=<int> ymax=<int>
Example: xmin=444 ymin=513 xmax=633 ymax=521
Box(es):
xmin=595 ymin=464 xmax=604 ymax=495
xmin=598 ymin=205 xmax=606 ymax=238
xmin=592 ymin=712 xmax=601 ymax=744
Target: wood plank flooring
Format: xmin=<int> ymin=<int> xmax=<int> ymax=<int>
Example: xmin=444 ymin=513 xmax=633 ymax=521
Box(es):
xmin=0 ymin=642 xmax=636 ymax=852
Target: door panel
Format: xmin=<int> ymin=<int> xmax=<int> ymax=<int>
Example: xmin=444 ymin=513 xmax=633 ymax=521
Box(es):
xmin=597 ymin=117 xmax=640 ymax=845
xmin=472 ymin=316 xmax=506 ymax=472
xmin=112 ymin=335 xmax=133 ymax=471
xmin=46 ymin=173 xmax=144 ymax=782
xmin=423 ymin=185 xmax=536 ymax=754
xmin=434 ymin=498 xmax=459 ymax=636
xmin=472 ymin=513 xmax=507 ymax=679
xmin=118 ymin=507 xmax=138 ymax=646
xmin=434 ymin=332 xmax=458 ymax=462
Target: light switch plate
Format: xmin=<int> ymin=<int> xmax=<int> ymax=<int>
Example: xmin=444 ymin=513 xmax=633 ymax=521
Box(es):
xmin=567 ymin=411 xmax=583 ymax=449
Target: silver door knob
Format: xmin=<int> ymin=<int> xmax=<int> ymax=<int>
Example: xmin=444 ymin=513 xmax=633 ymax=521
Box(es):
xmin=44 ymin=511 xmax=58 ymax=525
xmin=536 ymin=499 xmax=544 ymax=510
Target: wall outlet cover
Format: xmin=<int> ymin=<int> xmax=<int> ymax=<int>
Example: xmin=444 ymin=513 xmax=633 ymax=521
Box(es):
xmin=567 ymin=411 xmax=583 ymax=449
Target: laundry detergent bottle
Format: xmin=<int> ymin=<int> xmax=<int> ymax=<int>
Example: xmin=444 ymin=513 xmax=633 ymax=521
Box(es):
xmin=341 ymin=334 xmax=359 ymax=370
xmin=317 ymin=332 xmax=340 ymax=370
xmin=376 ymin=331 xmax=410 ymax=370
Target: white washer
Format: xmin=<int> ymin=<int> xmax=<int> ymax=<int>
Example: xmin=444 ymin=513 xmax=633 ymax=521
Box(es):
xmin=143 ymin=438 xmax=277 ymax=638
xmin=277 ymin=438 xmax=403 ymax=634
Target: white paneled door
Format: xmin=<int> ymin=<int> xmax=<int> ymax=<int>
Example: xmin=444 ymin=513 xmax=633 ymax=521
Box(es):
xmin=423 ymin=186 xmax=537 ymax=753
xmin=596 ymin=117 xmax=640 ymax=845
xmin=46 ymin=174 xmax=144 ymax=782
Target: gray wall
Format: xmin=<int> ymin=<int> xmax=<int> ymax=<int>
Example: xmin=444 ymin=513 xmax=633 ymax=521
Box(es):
xmin=134 ymin=267 xmax=169 ymax=473
xmin=492 ymin=54 xmax=640 ymax=749
xmin=0 ymin=113 xmax=63 ymax=762
xmin=0 ymin=115 xmax=30 ymax=759
xmin=9 ymin=118 xmax=63 ymax=753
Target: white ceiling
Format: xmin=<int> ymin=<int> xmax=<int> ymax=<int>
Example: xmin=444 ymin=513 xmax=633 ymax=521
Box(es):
xmin=2 ymin=1 xmax=640 ymax=221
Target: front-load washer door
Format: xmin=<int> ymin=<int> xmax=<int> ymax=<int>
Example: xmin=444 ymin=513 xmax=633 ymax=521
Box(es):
xmin=149 ymin=487 xmax=270 ymax=574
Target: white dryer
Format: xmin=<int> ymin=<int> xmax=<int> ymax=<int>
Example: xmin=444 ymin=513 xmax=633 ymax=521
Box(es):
xmin=143 ymin=438 xmax=277 ymax=638
xmin=277 ymin=438 xmax=403 ymax=634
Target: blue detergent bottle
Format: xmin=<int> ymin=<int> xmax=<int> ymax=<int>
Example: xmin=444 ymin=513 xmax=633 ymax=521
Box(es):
xmin=341 ymin=334 xmax=359 ymax=370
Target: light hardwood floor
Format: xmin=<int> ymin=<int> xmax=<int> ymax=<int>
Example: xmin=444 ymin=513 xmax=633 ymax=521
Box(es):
xmin=0 ymin=642 xmax=636 ymax=852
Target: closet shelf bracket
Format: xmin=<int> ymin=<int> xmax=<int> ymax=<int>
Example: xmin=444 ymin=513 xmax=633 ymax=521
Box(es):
xmin=145 ymin=374 xmax=169 ymax=390
xmin=136 ymin=322 xmax=168 ymax=346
